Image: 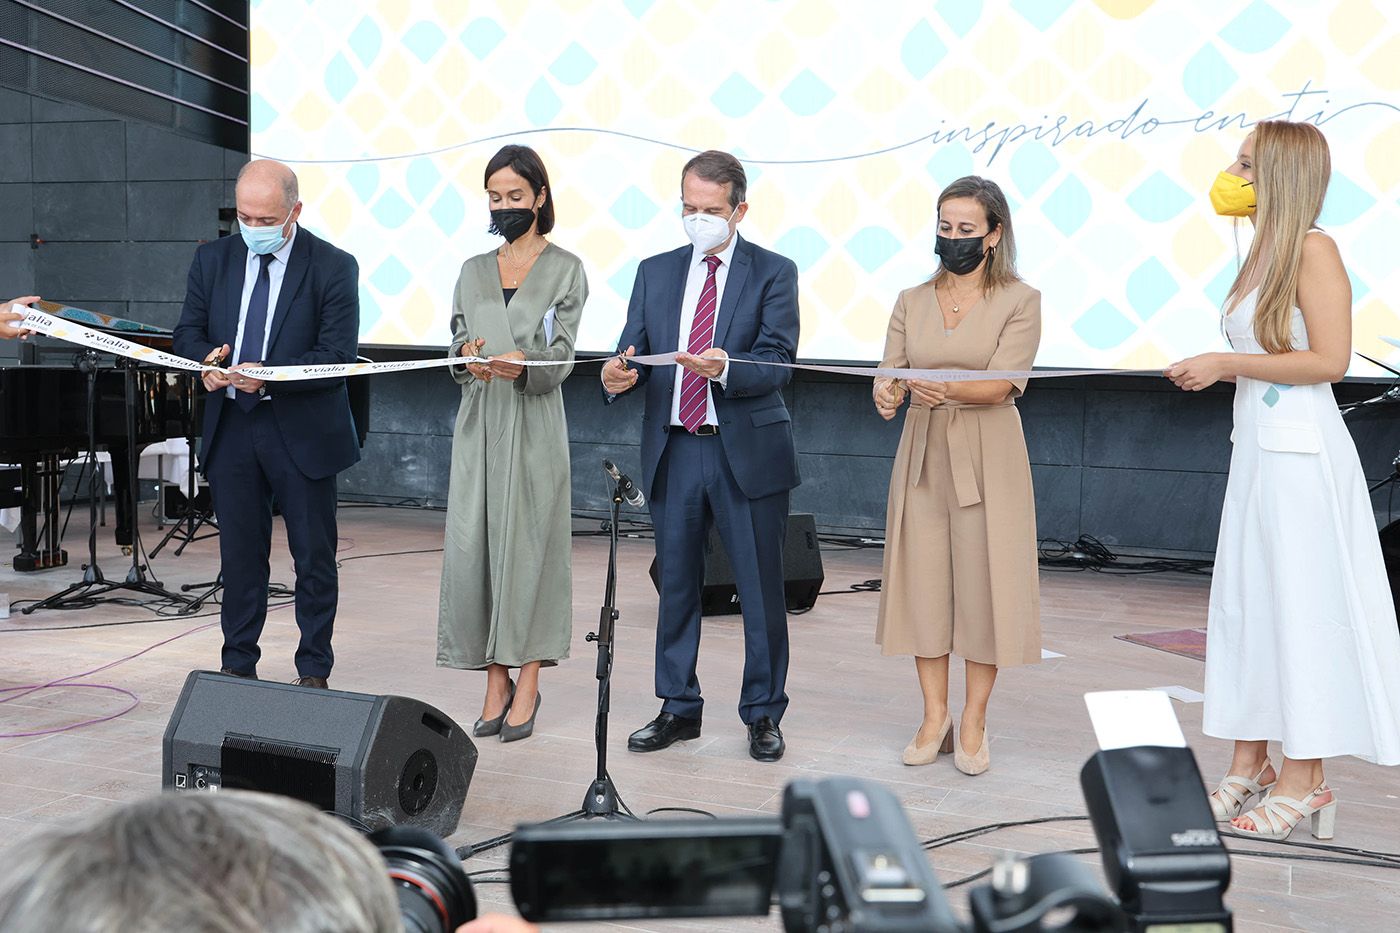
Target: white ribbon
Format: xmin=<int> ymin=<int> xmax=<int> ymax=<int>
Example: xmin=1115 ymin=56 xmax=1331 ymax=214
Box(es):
xmin=16 ymin=306 xmax=1163 ymax=383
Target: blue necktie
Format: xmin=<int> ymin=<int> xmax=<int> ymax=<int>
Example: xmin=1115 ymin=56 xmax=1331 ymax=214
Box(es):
xmin=236 ymin=253 xmax=273 ymax=412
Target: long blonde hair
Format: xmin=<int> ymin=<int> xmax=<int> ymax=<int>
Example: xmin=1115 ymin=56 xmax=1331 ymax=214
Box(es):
xmin=932 ymin=175 xmax=1021 ymax=293
xmin=1226 ymin=120 xmax=1331 ymax=354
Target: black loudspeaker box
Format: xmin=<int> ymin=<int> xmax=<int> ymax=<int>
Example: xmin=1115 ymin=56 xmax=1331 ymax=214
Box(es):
xmin=648 ymin=513 xmax=824 ymax=615
xmin=162 ymin=671 xmax=477 ymax=837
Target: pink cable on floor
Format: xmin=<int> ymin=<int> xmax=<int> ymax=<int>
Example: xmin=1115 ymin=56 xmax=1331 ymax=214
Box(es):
xmin=0 ymin=621 xmax=218 ymax=739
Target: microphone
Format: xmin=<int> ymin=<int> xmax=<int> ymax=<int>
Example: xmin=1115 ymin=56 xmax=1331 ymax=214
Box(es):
xmin=602 ymin=459 xmax=645 ymax=508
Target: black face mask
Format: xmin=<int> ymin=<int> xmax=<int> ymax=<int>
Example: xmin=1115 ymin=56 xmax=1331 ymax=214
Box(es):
xmin=935 ymin=234 xmax=988 ymax=276
xmin=489 ymin=208 xmax=536 ymax=243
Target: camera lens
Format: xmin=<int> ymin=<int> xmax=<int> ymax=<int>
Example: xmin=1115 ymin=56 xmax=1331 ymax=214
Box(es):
xmin=369 ymin=825 xmax=476 ymax=933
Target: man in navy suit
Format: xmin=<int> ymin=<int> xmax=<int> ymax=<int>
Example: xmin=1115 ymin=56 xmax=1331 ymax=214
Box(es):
xmin=173 ymin=160 xmax=360 ymax=688
xmin=602 ymin=150 xmax=801 ymax=761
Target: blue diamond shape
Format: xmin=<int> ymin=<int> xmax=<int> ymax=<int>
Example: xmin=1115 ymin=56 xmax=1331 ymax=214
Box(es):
xmin=407 ymin=158 xmax=441 ymax=204
xmin=550 ymin=42 xmax=597 ymax=86
xmin=402 ymin=21 xmax=446 ymax=63
xmin=1206 ymin=262 xmax=1238 ymax=308
xmin=936 ymin=0 xmax=982 ymax=37
xmin=927 ymin=145 xmax=974 ymax=188
xmin=780 ymin=70 xmax=834 ymax=116
xmin=774 ymin=227 xmax=830 ymax=273
xmin=1009 ymin=142 xmax=1058 ymax=197
xmin=371 ymin=256 xmax=411 ymax=295
xmin=847 ymin=227 xmax=902 ymax=274
xmin=1042 ymin=176 xmax=1091 ymax=237
xmin=1182 ymin=44 xmax=1237 ymax=110
xmin=901 ymin=20 xmax=947 ymax=79
xmin=348 ymin=18 xmax=382 ymax=67
xmin=1126 ymin=258 xmax=1178 ymax=321
xmin=347 ymin=164 xmax=380 ymax=203
xmin=371 ymin=189 xmax=413 ymax=229
xmin=609 ymin=259 xmax=641 ymax=300
xmin=525 ymin=78 xmax=562 ymax=125
xmin=1073 ymin=300 xmax=1135 ymax=351
xmin=1320 ymin=172 xmax=1376 ymax=226
xmin=249 ymin=93 xmax=278 ymax=134
xmin=1011 ymin=0 xmax=1074 ymax=31
xmin=323 ymin=52 xmax=357 ymax=104
xmin=610 ymin=186 xmax=659 ymax=229
xmin=461 ymin=18 xmax=505 ymax=60
xmin=1126 ymin=171 xmax=1192 ymax=223
xmin=712 ymin=74 xmax=764 ymax=118
xmin=1219 ymin=1 xmax=1290 ymax=54
xmin=358 ymin=285 xmax=381 ymax=333
xmin=430 ymin=186 xmax=465 ymax=235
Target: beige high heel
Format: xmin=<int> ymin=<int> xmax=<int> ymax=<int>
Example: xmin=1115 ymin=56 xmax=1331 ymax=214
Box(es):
xmin=1208 ymin=759 xmax=1275 ymax=822
xmin=1231 ymin=784 xmax=1337 ymax=841
xmin=902 ymin=713 xmax=953 ymax=766
xmin=955 ymin=726 xmax=990 ymax=775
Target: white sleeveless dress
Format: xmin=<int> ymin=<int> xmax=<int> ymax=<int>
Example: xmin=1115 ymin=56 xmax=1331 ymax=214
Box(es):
xmin=1203 ymin=289 xmax=1400 ymax=764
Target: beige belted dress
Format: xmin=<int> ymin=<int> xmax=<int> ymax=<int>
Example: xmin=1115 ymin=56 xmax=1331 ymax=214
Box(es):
xmin=874 ymin=278 xmax=1042 ymax=668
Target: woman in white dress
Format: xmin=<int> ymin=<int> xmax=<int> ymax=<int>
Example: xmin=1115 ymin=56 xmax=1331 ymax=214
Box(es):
xmin=1167 ymin=120 xmax=1400 ymax=840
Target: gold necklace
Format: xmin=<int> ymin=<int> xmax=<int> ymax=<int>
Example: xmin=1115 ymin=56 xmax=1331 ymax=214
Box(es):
xmin=942 ymin=283 xmax=978 ymax=315
xmin=499 ymin=239 xmax=546 ymax=287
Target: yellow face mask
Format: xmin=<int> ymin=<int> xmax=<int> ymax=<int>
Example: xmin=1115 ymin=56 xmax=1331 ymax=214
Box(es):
xmin=1209 ymin=171 xmax=1256 ymax=217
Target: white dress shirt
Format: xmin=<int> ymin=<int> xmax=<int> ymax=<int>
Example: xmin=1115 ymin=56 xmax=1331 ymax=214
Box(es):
xmin=670 ymin=234 xmax=736 ymax=427
xmin=228 ymin=224 xmax=297 ymax=399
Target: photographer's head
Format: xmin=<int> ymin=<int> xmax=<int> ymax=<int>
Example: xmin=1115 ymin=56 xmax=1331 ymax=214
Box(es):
xmin=0 ymin=791 xmax=401 ymax=933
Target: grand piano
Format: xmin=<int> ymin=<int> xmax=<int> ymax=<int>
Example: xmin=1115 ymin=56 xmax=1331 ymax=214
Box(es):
xmin=0 ymin=307 xmax=188 ymax=571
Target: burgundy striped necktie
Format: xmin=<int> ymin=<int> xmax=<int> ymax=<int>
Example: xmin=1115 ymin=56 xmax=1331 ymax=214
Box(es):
xmin=679 ymin=255 xmax=722 ymax=433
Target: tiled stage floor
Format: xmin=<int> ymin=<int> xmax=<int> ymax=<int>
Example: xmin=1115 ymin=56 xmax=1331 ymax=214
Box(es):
xmin=3 ymin=505 xmax=1398 ymax=931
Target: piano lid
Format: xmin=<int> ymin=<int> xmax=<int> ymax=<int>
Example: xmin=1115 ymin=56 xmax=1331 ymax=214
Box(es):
xmin=34 ymin=301 xmax=172 ymax=336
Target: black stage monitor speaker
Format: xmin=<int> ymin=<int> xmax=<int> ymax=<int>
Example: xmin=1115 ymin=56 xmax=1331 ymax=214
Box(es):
xmin=163 ymin=671 xmax=476 ymax=838
xmin=649 ymin=513 xmax=824 ymax=615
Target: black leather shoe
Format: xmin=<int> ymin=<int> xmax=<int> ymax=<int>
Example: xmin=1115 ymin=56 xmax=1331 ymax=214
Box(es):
xmin=627 ymin=712 xmax=701 ymax=752
xmin=292 ymin=675 xmax=329 ymax=689
xmin=219 ymin=667 xmax=256 ymax=680
xmin=747 ymin=716 xmax=785 ymax=761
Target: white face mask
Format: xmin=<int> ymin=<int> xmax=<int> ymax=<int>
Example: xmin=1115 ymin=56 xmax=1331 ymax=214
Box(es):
xmin=682 ymin=204 xmax=739 ymax=252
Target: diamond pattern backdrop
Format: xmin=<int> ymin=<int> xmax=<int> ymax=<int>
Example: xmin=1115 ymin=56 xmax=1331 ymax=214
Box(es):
xmin=251 ymin=0 xmax=1400 ymax=372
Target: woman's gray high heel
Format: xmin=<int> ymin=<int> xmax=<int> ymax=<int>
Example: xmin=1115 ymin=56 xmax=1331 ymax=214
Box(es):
xmin=500 ymin=691 xmax=541 ymax=743
xmin=473 ymin=679 xmax=515 ymax=737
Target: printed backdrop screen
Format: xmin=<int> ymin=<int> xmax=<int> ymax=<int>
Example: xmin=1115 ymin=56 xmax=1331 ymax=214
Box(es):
xmin=250 ymin=0 xmax=1399 ymax=373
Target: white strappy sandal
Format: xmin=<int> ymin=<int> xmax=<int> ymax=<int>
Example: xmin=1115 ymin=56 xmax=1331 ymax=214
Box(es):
xmin=1231 ymin=784 xmax=1337 ymax=841
xmin=1207 ymin=760 xmax=1276 ymax=821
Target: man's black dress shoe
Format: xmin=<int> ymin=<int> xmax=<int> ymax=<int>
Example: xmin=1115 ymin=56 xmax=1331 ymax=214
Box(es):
xmin=292 ymin=675 xmax=329 ymax=689
xmin=219 ymin=667 xmax=256 ymax=679
xmin=627 ymin=712 xmax=701 ymax=752
xmin=747 ymin=716 xmax=785 ymax=761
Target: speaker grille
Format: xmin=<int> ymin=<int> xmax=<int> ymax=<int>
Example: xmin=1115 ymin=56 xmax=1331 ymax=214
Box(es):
xmin=221 ymin=733 xmax=338 ymax=812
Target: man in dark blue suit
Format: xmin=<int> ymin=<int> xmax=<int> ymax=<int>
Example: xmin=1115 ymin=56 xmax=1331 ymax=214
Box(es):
xmin=602 ymin=150 xmax=801 ymax=761
xmin=173 ymin=160 xmax=360 ymax=688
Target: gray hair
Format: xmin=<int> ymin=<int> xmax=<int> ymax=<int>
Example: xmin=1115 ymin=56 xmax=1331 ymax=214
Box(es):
xmin=237 ymin=159 xmax=300 ymax=209
xmin=0 ymin=791 xmax=402 ymax=933
xmin=682 ymin=150 xmax=747 ymax=208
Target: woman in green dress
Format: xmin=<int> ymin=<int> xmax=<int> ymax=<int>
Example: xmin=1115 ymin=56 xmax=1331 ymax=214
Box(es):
xmin=437 ymin=145 xmax=587 ymax=742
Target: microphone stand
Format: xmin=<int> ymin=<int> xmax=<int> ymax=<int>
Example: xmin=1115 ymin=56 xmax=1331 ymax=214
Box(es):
xmin=545 ymin=473 xmax=638 ymax=822
xmin=24 ymin=350 xmax=105 ymax=612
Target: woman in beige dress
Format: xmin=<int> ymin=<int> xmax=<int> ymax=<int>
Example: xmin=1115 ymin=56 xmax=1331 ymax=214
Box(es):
xmin=873 ymin=175 xmax=1041 ymax=774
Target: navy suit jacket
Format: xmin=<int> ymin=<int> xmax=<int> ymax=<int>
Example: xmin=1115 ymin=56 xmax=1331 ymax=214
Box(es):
xmin=610 ymin=235 xmax=801 ymax=501
xmin=172 ymin=227 xmax=361 ymax=481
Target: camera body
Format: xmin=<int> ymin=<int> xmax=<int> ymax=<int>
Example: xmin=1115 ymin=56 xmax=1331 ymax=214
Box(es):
xmin=776 ymin=777 xmax=961 ymax=932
